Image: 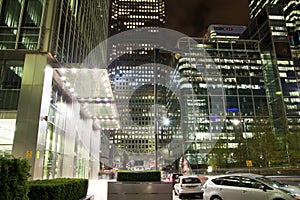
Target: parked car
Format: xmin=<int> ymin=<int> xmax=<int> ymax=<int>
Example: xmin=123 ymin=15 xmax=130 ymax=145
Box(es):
xmin=174 ymin=175 xmax=203 ymax=199
xmin=202 ymin=173 xmax=300 ymax=200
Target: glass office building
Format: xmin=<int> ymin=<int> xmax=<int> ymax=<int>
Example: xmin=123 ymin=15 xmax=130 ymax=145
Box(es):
xmin=174 ymin=37 xmax=270 ymax=170
xmin=0 ymin=0 xmax=109 ymax=179
xmin=172 ymin=1 xmax=300 ymax=170
xmin=249 ymin=0 xmax=300 ymax=59
xmin=241 ymin=3 xmax=300 ymax=165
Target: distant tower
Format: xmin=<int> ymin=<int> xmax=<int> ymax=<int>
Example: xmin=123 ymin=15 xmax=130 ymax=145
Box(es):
xmin=109 ymin=0 xmax=165 ymax=36
xmin=105 ymin=0 xmax=172 ymax=169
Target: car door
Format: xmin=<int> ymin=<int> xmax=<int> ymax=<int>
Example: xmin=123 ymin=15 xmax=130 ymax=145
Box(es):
xmin=211 ymin=176 xmax=243 ymax=200
xmin=240 ymin=177 xmax=268 ymax=200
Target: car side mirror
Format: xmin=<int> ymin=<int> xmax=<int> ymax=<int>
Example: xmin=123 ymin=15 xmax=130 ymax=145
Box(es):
xmin=259 ymin=185 xmax=267 ymax=192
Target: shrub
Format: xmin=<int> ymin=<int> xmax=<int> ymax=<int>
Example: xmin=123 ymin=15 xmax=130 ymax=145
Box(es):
xmin=117 ymin=170 xmax=161 ymax=182
xmin=0 ymin=157 xmax=31 ymax=200
xmin=28 ymin=178 xmax=88 ymax=200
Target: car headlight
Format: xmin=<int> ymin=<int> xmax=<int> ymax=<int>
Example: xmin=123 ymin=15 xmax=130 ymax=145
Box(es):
xmin=289 ymin=193 xmax=300 ymax=199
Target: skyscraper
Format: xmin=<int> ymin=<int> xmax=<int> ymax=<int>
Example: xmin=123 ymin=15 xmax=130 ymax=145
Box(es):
xmin=249 ymin=0 xmax=300 ymax=59
xmin=242 ymin=2 xmax=300 ymax=165
xmin=0 ymin=0 xmax=109 ymax=179
xmin=109 ymin=0 xmax=165 ymax=36
xmin=105 ymin=0 xmax=169 ymax=169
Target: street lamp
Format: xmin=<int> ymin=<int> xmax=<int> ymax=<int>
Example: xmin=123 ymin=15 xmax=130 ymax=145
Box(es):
xmin=163 ymin=117 xmax=170 ymax=127
xmin=155 ymin=117 xmax=170 ymax=170
xmin=232 ymin=119 xmax=251 ymax=173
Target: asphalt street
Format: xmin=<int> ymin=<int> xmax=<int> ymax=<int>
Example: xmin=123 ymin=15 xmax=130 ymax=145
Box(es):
xmin=87 ymin=177 xmax=300 ymax=200
xmin=87 ymin=179 xmax=203 ymax=200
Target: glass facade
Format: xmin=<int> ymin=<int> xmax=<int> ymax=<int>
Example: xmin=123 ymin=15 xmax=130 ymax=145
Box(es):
xmin=0 ymin=58 xmax=23 ymax=156
xmin=249 ymin=0 xmax=300 ymax=28
xmin=175 ymin=38 xmax=270 ymax=170
xmin=0 ymin=0 xmax=107 ymax=57
xmin=0 ymin=59 xmax=23 ymax=109
xmin=0 ymin=0 xmax=42 ymax=50
xmin=242 ymin=3 xmax=300 ymax=166
xmin=249 ymin=0 xmax=300 ymax=70
xmin=0 ymin=0 xmax=109 ymax=179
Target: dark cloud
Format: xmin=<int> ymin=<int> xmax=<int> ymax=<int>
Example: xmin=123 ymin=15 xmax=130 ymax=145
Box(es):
xmin=165 ymin=0 xmax=250 ymax=37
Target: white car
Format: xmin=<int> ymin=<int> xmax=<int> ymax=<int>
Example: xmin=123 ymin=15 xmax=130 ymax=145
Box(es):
xmin=173 ymin=175 xmax=203 ymax=199
xmin=202 ymin=173 xmax=300 ymax=200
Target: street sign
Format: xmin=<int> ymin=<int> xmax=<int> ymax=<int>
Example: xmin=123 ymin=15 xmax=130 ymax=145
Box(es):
xmin=26 ymin=151 xmax=32 ymax=158
xmin=246 ymin=160 xmax=253 ymax=167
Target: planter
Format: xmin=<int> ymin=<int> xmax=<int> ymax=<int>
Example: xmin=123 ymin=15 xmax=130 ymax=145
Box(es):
xmin=107 ymin=180 xmax=172 ymax=200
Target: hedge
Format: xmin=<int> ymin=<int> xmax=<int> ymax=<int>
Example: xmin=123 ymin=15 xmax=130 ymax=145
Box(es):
xmin=117 ymin=170 xmax=161 ymax=182
xmin=28 ymin=178 xmax=88 ymax=200
xmin=0 ymin=157 xmax=31 ymax=200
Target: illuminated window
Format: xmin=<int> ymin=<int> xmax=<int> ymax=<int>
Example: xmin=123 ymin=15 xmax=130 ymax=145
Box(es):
xmin=272 ymin=32 xmax=288 ymax=36
xmin=269 ymin=15 xmax=285 ymax=20
xmin=279 ymin=72 xmax=287 ymax=77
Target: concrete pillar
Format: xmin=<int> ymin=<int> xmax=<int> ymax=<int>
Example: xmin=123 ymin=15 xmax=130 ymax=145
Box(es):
xmin=12 ymin=53 xmax=51 ymax=180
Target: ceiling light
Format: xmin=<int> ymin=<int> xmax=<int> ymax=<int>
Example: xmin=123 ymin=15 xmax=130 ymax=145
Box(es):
xmin=71 ymin=68 xmax=77 ymax=73
xmin=60 ymin=68 xmax=66 ymax=74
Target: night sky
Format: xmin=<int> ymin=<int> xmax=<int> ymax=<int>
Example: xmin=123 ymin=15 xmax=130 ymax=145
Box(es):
xmin=165 ymin=0 xmax=250 ymax=37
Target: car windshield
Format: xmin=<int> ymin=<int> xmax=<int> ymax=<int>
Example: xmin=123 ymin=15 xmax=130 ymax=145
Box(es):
xmin=182 ymin=177 xmax=200 ymax=184
xmin=256 ymin=177 xmax=286 ymax=188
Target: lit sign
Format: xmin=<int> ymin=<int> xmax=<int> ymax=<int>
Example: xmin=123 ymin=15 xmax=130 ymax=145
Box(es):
xmin=210 ymin=25 xmax=246 ymax=35
xmin=26 ymin=151 xmax=32 ymax=158
xmin=226 ymin=107 xmax=239 ymax=112
xmin=214 ymin=27 xmax=233 ymax=31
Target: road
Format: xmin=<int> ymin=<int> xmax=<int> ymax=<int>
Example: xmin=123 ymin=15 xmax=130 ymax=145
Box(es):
xmin=87 ymin=177 xmax=299 ymax=200
xmin=87 ymin=179 xmax=203 ymax=200
xmin=173 ymin=192 xmax=202 ymax=200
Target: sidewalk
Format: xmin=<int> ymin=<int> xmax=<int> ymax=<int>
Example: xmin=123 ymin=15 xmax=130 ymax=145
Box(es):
xmin=87 ymin=179 xmax=108 ymax=200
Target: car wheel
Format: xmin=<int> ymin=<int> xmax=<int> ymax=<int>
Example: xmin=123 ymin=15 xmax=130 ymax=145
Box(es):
xmin=178 ymin=194 xmax=183 ymax=199
xmin=210 ymin=196 xmax=222 ymax=200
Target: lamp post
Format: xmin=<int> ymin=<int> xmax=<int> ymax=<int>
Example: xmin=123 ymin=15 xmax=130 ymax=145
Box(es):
xmin=154 ymin=49 xmax=158 ymax=170
xmin=155 ymin=117 xmax=170 ymax=170
xmin=242 ymin=119 xmax=251 ymax=173
xmin=232 ymin=119 xmax=251 ymax=173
